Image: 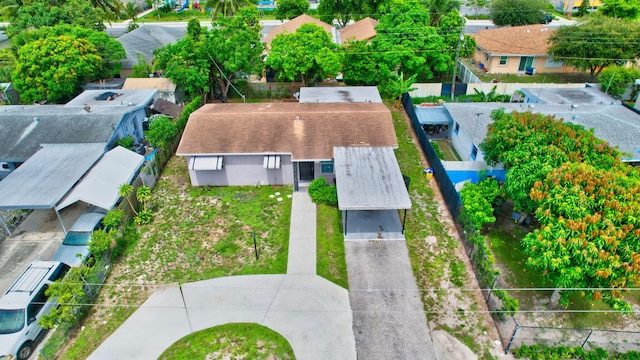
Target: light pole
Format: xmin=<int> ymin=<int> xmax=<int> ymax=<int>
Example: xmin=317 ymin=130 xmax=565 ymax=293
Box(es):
xmin=450 ymin=25 xmax=465 ymax=101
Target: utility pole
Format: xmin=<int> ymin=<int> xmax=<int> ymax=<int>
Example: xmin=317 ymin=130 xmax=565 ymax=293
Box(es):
xmin=451 ymin=23 xmax=465 ymax=101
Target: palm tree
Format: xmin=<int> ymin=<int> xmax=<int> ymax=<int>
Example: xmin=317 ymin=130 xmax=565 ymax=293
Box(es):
xmin=91 ymin=0 xmax=123 ymax=19
xmin=0 ymin=0 xmax=23 ymax=20
xmin=118 ymin=183 xmax=137 ymax=215
xmin=205 ymin=0 xmax=252 ymax=19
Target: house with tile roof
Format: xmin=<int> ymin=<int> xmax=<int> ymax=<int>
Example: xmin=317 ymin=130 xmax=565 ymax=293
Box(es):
xmin=176 ymin=102 xmax=398 ymax=188
xmin=471 ymin=25 xmax=577 ymax=75
xmin=339 ymin=17 xmax=379 ymax=45
xmin=264 ymin=14 xmax=336 ymax=50
xmin=122 ymin=77 xmax=184 ymax=104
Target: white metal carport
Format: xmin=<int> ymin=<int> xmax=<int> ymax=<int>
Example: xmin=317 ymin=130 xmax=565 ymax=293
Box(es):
xmin=333 ymin=146 xmax=412 ymax=240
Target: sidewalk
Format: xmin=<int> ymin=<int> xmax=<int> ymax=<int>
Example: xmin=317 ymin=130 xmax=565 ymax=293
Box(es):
xmin=89 ymin=192 xmax=356 ymax=360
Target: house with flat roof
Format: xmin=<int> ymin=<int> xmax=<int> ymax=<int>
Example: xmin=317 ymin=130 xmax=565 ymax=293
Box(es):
xmin=471 ymin=25 xmax=577 ymax=75
xmin=122 ymin=77 xmax=184 ymax=104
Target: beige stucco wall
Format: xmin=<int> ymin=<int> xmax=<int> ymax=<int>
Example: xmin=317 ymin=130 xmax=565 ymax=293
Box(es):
xmin=473 ymin=49 xmax=577 ymax=75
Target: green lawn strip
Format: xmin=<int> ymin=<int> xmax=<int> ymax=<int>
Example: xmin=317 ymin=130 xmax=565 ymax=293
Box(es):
xmin=389 ymin=103 xmax=495 ymax=359
xmin=158 ymin=323 xmax=294 ymax=360
xmin=55 ymin=156 xmax=292 ymax=359
xmin=316 ymin=203 xmax=348 ymax=289
xmin=139 ymin=10 xmax=210 ymax=22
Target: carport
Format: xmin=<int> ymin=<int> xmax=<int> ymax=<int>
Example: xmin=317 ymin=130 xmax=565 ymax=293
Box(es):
xmin=0 ymin=144 xmax=144 ymax=235
xmin=334 ymin=147 xmax=412 ymax=241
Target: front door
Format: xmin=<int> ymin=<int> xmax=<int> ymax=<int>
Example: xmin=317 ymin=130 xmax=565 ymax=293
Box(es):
xmin=518 ymin=57 xmax=535 ymax=71
xmin=299 ymin=162 xmax=314 ymax=181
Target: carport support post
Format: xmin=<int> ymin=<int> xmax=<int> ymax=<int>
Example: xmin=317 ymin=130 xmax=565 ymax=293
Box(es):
xmin=55 ymin=208 xmax=68 ymax=235
xmin=0 ymin=213 xmax=10 ymax=236
xmin=343 ymin=210 xmax=348 ymax=236
xmin=402 ymin=209 xmax=407 ymax=234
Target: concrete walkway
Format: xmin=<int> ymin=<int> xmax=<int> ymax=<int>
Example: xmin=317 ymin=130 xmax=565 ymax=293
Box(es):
xmin=90 ymin=192 xmax=356 ymax=359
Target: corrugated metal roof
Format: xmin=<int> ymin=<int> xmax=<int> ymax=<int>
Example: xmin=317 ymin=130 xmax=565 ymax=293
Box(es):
xmin=334 ymin=146 xmax=411 ymax=210
xmin=0 ymin=143 xmax=105 ymax=209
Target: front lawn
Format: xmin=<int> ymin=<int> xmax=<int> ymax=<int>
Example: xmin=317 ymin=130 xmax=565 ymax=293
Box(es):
xmin=48 ymin=156 xmax=292 ymax=359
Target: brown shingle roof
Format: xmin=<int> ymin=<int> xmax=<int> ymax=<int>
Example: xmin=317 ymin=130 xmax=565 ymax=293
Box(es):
xmin=471 ymin=25 xmax=554 ymax=55
xmin=265 ymin=14 xmax=333 ymax=49
xmin=176 ymin=102 xmax=397 ymax=160
xmin=340 ymin=17 xmax=379 ymax=44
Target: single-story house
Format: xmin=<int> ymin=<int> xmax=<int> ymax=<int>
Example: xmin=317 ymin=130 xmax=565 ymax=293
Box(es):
xmin=264 ymin=14 xmax=336 ymax=50
xmin=555 ymin=0 xmax=602 ymax=13
xmin=122 ymin=77 xmax=184 ymax=104
xmin=0 ymin=89 xmax=157 ymax=179
xmin=176 ymin=102 xmax=398 ymax=189
xmin=339 ymin=17 xmax=379 ymax=45
xmin=117 ymin=25 xmax=186 ymax=77
xmin=471 ymin=25 xmax=577 ymax=75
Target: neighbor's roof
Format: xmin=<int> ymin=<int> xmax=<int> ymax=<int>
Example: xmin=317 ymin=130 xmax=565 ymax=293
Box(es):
xmin=520 ymin=87 xmax=618 ymax=105
xmin=65 ymin=89 xmax=157 ymax=108
xmin=150 ymin=98 xmax=183 ymax=118
xmin=0 ymin=144 xmax=105 ymax=209
xmin=444 ymin=102 xmax=640 ymax=161
xmin=176 ymin=102 xmax=397 ymax=160
xmin=117 ymin=25 xmax=186 ymax=68
xmin=334 ymin=146 xmax=411 ymax=210
xmin=0 ymin=106 xmax=124 ymax=162
xmin=298 ymin=86 xmax=382 ymax=103
xmin=56 ymin=146 xmax=145 ymax=211
xmin=122 ymin=78 xmax=177 ymax=92
xmin=472 ymin=25 xmax=554 ymax=56
xmin=339 ymin=17 xmax=379 ymax=44
xmin=265 ymin=14 xmax=334 ymax=49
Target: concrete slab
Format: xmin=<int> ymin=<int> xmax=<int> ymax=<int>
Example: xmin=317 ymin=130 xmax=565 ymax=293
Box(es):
xmin=287 ymin=192 xmax=316 ymax=274
xmin=344 ymin=209 xmax=405 ymax=241
xmin=346 ymin=241 xmax=437 ymax=360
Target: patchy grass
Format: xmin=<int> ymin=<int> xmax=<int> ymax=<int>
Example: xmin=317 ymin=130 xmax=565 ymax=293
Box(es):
xmin=158 ymin=323 xmax=294 ymax=360
xmin=389 ymin=101 xmax=497 ymax=359
xmin=316 ymin=204 xmax=348 ymax=289
xmin=52 ymin=156 xmax=292 ymax=359
xmin=433 ymin=140 xmax=461 ymax=161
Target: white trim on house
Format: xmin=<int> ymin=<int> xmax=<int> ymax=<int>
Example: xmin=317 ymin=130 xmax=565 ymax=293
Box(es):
xmin=190 ymin=156 xmax=224 ymax=171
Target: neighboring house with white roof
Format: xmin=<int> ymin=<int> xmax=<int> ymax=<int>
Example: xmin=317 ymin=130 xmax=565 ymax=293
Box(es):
xmin=122 ymin=77 xmax=184 ymax=104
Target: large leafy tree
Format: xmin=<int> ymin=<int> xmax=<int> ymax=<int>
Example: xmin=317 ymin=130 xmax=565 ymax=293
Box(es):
xmin=205 ymin=0 xmax=252 ymax=18
xmin=342 ymin=40 xmax=381 ymax=85
xmin=599 ymin=0 xmax=640 ymax=19
xmin=317 ymin=0 xmax=360 ymax=27
xmin=10 ymin=25 xmax=125 ymax=79
xmin=466 ymin=0 xmax=490 ymax=18
xmin=266 ymin=23 xmax=341 ymax=86
xmin=489 ymin=0 xmax=547 ymax=26
xmin=7 ymin=0 xmax=106 ymax=36
xmin=208 ymin=7 xmax=265 ymax=99
xmin=480 ymin=109 xmax=640 ymax=310
xmin=372 ymin=1 xmax=450 ymax=81
xmin=548 ymin=16 xmax=640 ymax=81
xmin=422 ymin=0 xmax=461 ymax=26
xmin=274 ymin=0 xmax=308 ymax=20
xmin=12 ymin=35 xmax=103 ymax=103
xmin=155 ymin=20 xmax=211 ymax=98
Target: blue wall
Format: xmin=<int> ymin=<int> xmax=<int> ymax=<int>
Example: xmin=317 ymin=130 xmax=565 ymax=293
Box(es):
xmin=447 ymin=169 xmax=506 ymax=186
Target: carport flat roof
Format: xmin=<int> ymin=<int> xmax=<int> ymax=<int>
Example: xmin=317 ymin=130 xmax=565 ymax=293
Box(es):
xmin=334 ymin=146 xmax=411 ymax=210
xmin=0 ymin=143 xmax=105 ymax=209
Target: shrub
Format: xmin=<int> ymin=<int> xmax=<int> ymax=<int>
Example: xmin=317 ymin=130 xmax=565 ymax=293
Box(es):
xmin=308 ymin=178 xmax=338 ymax=206
xmin=116 ymin=136 xmax=134 ymax=150
xmin=146 ymin=115 xmax=178 ymax=148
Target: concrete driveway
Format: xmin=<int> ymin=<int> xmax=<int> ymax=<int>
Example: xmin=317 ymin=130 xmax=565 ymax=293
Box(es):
xmin=0 ymin=203 xmax=85 ymax=294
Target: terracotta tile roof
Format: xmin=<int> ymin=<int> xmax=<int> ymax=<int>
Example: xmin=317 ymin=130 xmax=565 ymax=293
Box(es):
xmin=176 ymin=102 xmax=398 ymax=160
xmin=122 ymin=78 xmax=176 ymax=92
xmin=471 ymin=25 xmax=554 ymax=55
xmin=265 ymin=14 xmax=333 ymax=49
xmin=340 ymin=17 xmax=379 ymax=44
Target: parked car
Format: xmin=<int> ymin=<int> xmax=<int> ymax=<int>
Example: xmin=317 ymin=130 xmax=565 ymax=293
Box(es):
xmin=52 ymin=211 xmax=106 ymax=267
xmin=0 ymin=261 xmax=70 ymax=360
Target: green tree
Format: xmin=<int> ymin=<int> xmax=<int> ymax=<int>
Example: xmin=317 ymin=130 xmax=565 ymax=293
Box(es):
xmin=317 ymin=0 xmax=359 ymax=27
xmin=599 ymin=0 xmax=640 ymax=19
xmin=118 ymin=183 xmax=137 ymax=215
xmin=266 ymin=23 xmax=341 ymax=86
xmin=460 ymin=177 xmax=500 ymax=231
xmin=489 ymin=0 xmax=547 ymax=26
xmin=130 ymin=53 xmax=153 ymax=78
xmin=423 ymin=0 xmax=461 ymax=26
xmin=274 ymin=0 xmax=308 ymax=20
xmin=342 ymin=40 xmax=380 ymax=85
xmin=372 ymin=1 xmax=450 ymax=81
xmin=547 ymin=16 xmax=640 ymax=81
xmin=466 ymin=0 xmax=490 ymax=18
xmin=208 ymin=7 xmax=265 ymax=100
xmin=382 ymin=72 xmax=417 ymax=108
xmin=41 ymin=265 xmax=93 ymax=328
xmin=12 ymin=35 xmax=104 ymax=103
xmin=205 ymin=0 xmax=251 ymax=18
xmin=599 ymin=65 xmax=640 ymax=99
xmin=146 ymin=115 xmax=178 ymax=148
xmin=8 ymin=0 xmax=106 ymax=36
xmin=577 ymin=0 xmax=590 ymax=17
